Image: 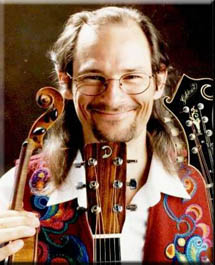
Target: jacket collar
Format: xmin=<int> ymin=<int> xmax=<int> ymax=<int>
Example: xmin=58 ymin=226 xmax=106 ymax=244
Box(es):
xmin=47 ymin=151 xmax=190 ymax=207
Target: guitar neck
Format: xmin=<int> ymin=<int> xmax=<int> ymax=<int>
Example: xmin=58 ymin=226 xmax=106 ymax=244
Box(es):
xmin=94 ymin=236 xmax=121 ymax=263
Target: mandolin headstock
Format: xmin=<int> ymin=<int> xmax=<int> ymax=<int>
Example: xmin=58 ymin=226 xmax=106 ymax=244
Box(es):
xmin=163 ymin=74 xmax=214 ymax=202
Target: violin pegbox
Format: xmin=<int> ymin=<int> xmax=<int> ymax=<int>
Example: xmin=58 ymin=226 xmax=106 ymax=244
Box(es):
xmin=84 ymin=142 xmax=127 ymax=235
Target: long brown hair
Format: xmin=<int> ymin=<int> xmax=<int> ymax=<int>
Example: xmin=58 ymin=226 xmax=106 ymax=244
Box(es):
xmin=44 ymin=6 xmax=184 ymax=186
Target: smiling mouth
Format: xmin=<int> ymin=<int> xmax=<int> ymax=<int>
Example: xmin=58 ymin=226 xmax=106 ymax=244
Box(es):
xmin=91 ymin=109 xmax=135 ymax=120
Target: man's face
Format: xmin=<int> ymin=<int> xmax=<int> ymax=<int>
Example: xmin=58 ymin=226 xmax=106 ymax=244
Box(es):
xmin=71 ymin=21 xmax=163 ymax=143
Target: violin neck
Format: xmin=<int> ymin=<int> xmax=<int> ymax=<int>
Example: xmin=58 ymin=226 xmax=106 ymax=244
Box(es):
xmin=11 ymin=139 xmax=35 ymax=210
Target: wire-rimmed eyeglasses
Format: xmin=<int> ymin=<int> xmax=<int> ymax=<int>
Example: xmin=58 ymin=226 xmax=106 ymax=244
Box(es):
xmin=68 ymin=71 xmax=154 ymax=96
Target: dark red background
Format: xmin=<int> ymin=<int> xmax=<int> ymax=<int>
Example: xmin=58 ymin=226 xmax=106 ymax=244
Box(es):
xmin=2 ymin=3 xmax=214 ymax=175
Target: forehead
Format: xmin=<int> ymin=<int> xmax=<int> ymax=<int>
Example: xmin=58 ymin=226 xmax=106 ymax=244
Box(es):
xmin=73 ymin=20 xmax=152 ymax=74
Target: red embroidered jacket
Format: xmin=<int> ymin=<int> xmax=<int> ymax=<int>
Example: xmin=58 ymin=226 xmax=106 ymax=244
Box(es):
xmin=19 ymin=155 xmax=213 ymax=264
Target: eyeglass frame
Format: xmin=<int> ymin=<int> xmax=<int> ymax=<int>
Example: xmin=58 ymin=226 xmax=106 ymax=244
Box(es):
xmin=66 ymin=71 xmax=154 ymax=96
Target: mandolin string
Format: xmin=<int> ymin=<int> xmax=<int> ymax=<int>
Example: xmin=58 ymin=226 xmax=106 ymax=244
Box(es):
xmin=192 ymin=125 xmax=214 ymax=218
xmin=192 ymin=124 xmax=212 ymax=184
xmin=198 ymin=109 xmax=214 ymax=171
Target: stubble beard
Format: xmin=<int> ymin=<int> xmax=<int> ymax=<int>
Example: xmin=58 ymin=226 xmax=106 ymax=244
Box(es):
xmin=92 ymin=119 xmax=138 ymax=142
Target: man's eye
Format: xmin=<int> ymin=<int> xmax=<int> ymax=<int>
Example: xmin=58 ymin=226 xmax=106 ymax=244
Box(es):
xmin=82 ymin=75 xmax=105 ymax=82
xmin=123 ymin=74 xmax=143 ymax=80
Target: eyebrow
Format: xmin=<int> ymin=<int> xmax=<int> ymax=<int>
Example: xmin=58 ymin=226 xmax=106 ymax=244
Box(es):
xmin=77 ymin=67 xmax=149 ymax=76
xmin=77 ymin=69 xmax=104 ymax=76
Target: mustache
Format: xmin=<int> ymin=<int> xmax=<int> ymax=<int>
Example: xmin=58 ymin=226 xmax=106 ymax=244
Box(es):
xmin=87 ymin=103 xmax=139 ymax=112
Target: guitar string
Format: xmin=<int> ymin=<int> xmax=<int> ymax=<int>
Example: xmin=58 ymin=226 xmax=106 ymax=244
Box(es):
xmin=92 ymin=146 xmax=123 ymax=263
xmin=113 ymin=162 xmax=118 ymax=264
xmin=94 ymin=164 xmax=106 ymax=262
xmin=110 ymin=168 xmax=115 ymax=263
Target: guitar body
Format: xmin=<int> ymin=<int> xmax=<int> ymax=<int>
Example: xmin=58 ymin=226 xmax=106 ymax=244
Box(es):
xmin=163 ymin=74 xmax=214 ymax=202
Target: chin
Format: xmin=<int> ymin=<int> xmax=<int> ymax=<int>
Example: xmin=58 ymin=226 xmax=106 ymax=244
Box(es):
xmin=92 ymin=123 xmax=137 ymax=143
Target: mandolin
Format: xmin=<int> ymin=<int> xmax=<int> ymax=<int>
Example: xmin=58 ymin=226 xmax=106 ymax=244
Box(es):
xmin=163 ymin=74 xmax=214 ymax=215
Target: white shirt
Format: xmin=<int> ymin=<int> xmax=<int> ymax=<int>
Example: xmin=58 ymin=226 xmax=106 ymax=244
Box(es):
xmin=0 ymin=152 xmax=190 ymax=262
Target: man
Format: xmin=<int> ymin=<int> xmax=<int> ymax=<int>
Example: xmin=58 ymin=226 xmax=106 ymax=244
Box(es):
xmin=0 ymin=6 xmax=213 ymax=263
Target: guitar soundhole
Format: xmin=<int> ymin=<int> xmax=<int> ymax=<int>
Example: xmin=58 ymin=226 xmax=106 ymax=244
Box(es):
xmin=95 ymin=238 xmax=121 ymax=263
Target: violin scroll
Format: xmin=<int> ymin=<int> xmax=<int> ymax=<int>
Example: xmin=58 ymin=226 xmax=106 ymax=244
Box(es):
xmin=28 ymin=87 xmax=64 ymax=149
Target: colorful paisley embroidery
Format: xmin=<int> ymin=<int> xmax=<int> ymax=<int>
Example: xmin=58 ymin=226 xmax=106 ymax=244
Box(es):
xmin=164 ymin=193 xmax=211 ymax=263
xmin=30 ymin=194 xmax=89 ymax=264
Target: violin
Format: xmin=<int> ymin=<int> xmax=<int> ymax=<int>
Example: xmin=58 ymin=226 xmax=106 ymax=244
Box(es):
xmin=7 ymin=87 xmax=65 ymax=264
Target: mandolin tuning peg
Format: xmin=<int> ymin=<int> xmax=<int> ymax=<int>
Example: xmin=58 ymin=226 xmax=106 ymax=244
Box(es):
xmin=206 ymin=130 xmax=213 ymax=137
xmin=202 ymin=116 xmax=208 ymax=123
xmin=189 ymin=133 xmax=196 ymax=140
xmin=185 ymin=120 xmax=192 ymax=127
xmin=182 ymin=106 xmax=190 ymax=113
xmin=191 ymin=147 xmax=198 ymax=154
xmin=197 ymin=103 xmax=204 ymax=110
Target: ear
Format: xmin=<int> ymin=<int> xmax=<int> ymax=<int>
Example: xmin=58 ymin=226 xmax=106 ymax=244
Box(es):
xmin=58 ymin=71 xmax=73 ymax=100
xmin=153 ymin=67 xmax=168 ymax=100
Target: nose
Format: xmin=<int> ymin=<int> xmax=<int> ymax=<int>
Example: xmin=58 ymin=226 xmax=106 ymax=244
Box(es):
xmin=101 ymin=79 xmax=125 ymax=105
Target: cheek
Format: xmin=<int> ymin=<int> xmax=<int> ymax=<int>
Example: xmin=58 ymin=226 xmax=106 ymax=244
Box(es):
xmin=73 ymin=93 xmax=93 ymax=122
xmin=136 ymin=94 xmax=155 ymax=120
